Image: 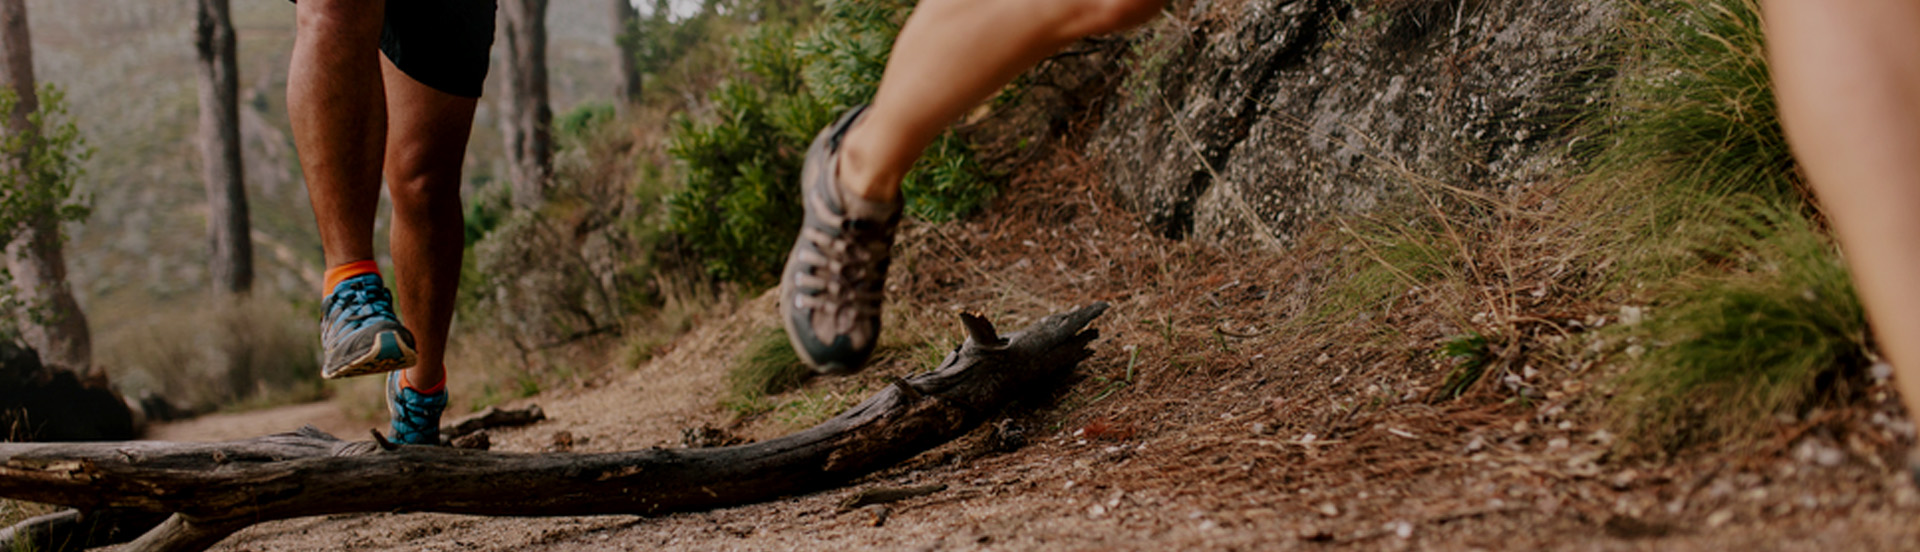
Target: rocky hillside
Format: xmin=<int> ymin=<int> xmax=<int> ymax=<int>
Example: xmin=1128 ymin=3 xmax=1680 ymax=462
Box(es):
xmin=1083 ymin=0 xmax=1614 ymax=246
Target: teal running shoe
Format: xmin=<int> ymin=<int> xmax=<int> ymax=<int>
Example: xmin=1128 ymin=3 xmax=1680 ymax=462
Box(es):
xmin=386 ymin=371 xmax=447 ymax=446
xmin=319 ymin=273 xmax=418 ymax=379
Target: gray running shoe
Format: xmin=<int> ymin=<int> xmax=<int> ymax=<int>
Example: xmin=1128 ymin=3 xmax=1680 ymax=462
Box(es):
xmin=319 ymin=273 xmax=418 ymax=379
xmin=779 ymin=105 xmax=902 ymax=375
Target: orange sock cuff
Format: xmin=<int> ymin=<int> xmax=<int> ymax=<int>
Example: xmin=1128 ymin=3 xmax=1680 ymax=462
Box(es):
xmin=402 ymin=372 xmax=446 ymax=394
xmin=323 ymin=260 xmax=381 ymax=294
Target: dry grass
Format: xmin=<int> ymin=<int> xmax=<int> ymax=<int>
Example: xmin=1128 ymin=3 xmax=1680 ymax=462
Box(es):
xmin=99 ymin=297 xmax=323 ymax=415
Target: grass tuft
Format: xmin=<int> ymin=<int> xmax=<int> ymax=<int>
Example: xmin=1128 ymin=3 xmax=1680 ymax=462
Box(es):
xmin=1576 ymin=0 xmax=1870 ymax=456
xmin=1435 ymin=333 xmax=1492 ymax=401
xmin=1577 ymin=0 xmax=1799 ymax=280
xmin=102 ymin=298 xmax=322 ymax=414
xmin=1607 ymin=205 xmax=1868 ymax=455
xmin=723 ymin=327 xmax=812 ymax=414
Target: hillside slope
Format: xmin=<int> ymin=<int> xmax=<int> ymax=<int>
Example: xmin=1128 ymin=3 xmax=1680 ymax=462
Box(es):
xmin=138 ymin=1 xmax=1920 ymax=550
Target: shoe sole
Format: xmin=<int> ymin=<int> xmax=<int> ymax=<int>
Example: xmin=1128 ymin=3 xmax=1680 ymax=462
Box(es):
xmin=322 ymin=330 xmax=419 ymax=380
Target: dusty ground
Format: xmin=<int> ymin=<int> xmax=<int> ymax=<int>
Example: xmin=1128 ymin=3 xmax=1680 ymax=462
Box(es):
xmin=133 ymin=148 xmax=1920 ymax=551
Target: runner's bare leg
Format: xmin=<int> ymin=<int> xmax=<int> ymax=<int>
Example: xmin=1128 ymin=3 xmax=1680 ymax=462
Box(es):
xmin=288 ymin=0 xmax=386 ymax=268
xmin=381 ymin=57 xmax=475 ymax=391
xmin=1766 ymin=1 xmax=1920 ymax=415
xmin=837 ymin=0 xmax=1166 ymax=202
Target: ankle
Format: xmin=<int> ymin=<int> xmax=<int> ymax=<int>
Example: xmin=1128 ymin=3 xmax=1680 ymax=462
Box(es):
xmin=322 ymin=260 xmax=381 ymax=294
xmin=837 ymin=130 xmax=903 ymax=204
xmin=402 ymin=368 xmax=446 ymax=394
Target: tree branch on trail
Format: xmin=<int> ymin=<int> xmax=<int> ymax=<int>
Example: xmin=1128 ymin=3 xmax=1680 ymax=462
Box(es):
xmin=0 ymin=303 xmax=1109 ymax=552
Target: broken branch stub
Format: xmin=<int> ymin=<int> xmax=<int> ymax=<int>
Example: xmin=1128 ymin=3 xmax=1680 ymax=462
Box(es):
xmin=0 ymin=303 xmax=1109 ymax=552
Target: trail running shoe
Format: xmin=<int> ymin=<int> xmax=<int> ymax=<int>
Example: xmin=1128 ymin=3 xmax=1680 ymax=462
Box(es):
xmin=780 ymin=105 xmax=903 ymax=375
xmin=386 ymin=371 xmax=447 ymax=446
xmin=319 ymin=273 xmax=418 ymax=379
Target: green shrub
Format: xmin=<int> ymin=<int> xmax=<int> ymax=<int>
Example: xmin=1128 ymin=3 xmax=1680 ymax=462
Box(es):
xmin=665 ymin=0 xmax=993 ymax=285
xmin=462 ymin=179 xmax=511 ymax=247
xmin=554 ymin=101 xmax=617 ymax=148
xmin=0 ymin=85 xmax=92 ymax=339
xmin=665 ymin=77 xmax=814 ymax=283
xmin=621 ymin=0 xmax=815 ymax=101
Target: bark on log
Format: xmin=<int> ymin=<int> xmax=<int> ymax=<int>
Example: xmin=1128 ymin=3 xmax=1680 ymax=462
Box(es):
xmin=0 ymin=508 xmax=166 ymax=552
xmin=0 ymin=304 xmax=1108 ymax=551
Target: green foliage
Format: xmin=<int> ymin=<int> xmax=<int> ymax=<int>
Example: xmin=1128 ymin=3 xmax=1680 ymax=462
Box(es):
xmin=0 ymin=85 xmax=92 ymax=340
xmin=624 ymin=0 xmax=726 ymax=97
xmin=1585 ymin=0 xmax=1791 ymax=217
xmin=665 ymin=0 xmax=993 ymax=284
xmin=462 ymin=180 xmax=511 ymax=247
xmin=1436 ymin=333 xmax=1491 ymax=401
xmin=621 ymin=0 xmax=816 ymax=100
xmin=1313 ymin=211 xmax=1457 ymax=327
xmin=1609 ymin=205 xmax=1868 ymax=455
xmin=1577 ymin=0 xmax=1870 ymax=455
xmin=665 ymin=79 xmax=813 ymax=283
xmin=794 ymin=0 xmax=906 ymax=107
xmin=0 ymin=86 xmax=91 ymax=245
xmin=725 ymin=327 xmax=812 ymax=406
xmin=554 ymin=101 xmax=617 ymax=148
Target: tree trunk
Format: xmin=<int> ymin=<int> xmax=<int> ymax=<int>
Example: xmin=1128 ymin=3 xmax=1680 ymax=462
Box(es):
xmin=611 ymin=0 xmax=640 ymax=103
xmin=193 ymin=0 xmax=252 ymax=298
xmin=0 ymin=304 xmax=1108 ymax=552
xmin=0 ymin=0 xmax=89 ymax=374
xmin=500 ymin=0 xmax=552 ymax=209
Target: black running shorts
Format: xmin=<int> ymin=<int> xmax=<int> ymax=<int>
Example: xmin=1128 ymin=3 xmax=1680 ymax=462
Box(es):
xmin=291 ymin=0 xmax=498 ymax=99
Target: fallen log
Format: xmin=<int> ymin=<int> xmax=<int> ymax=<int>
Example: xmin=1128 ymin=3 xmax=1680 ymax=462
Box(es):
xmin=0 ymin=303 xmax=1108 ymax=552
xmin=0 ymin=508 xmax=166 ymax=551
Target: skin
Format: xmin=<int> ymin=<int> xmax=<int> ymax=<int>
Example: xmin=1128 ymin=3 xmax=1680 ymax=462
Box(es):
xmin=1765 ymin=2 xmax=1920 ymax=423
xmin=289 ymin=0 xmax=474 ymax=389
xmin=380 ymin=55 xmax=474 ymax=391
xmin=838 ymin=0 xmax=1168 ymax=202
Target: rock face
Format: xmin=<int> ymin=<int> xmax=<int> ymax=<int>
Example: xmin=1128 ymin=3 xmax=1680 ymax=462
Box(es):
xmin=1087 ymin=0 xmax=1618 ymax=246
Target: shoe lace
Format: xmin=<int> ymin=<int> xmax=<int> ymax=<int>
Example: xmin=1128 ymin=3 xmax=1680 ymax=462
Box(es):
xmin=325 ymin=278 xmax=400 ymax=337
xmin=800 ymin=218 xmax=893 ymax=332
xmin=390 ymin=385 xmax=446 ymax=445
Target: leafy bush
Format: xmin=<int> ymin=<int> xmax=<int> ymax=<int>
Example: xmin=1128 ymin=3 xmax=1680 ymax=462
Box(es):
xmin=0 ymin=85 xmax=92 ymax=339
xmin=554 ymin=101 xmax=617 ymax=149
xmin=621 ymin=0 xmax=816 ymax=101
xmin=665 ymin=0 xmax=992 ymax=285
xmin=665 ymin=76 xmax=819 ymax=283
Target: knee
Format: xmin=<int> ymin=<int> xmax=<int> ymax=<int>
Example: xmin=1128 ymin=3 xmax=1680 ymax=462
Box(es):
xmin=1077 ymin=0 xmax=1166 ymax=36
xmin=296 ymin=0 xmax=383 ymax=44
xmin=386 ymin=157 xmax=462 ymax=217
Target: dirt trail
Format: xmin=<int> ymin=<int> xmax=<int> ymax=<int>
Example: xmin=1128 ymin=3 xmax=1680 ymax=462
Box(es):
xmin=144 ymin=173 xmax=1920 ymax=552
xmin=145 ymin=402 xmax=361 ymax=443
